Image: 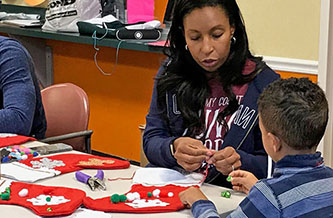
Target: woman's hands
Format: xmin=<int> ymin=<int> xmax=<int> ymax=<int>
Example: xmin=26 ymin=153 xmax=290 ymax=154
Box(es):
xmin=207 ymin=147 xmax=241 ymax=175
xmin=173 ymin=137 xmax=212 ymax=172
xmin=173 ymin=137 xmax=241 ymax=176
xmin=179 ymin=187 xmax=208 ymax=208
xmin=229 ymin=170 xmax=258 ymax=194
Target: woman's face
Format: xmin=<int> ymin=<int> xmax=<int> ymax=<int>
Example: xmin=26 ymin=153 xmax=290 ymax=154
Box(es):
xmin=183 ymin=6 xmax=235 ymax=73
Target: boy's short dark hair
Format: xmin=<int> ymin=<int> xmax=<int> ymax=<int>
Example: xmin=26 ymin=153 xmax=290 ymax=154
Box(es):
xmin=258 ymin=77 xmax=329 ymax=150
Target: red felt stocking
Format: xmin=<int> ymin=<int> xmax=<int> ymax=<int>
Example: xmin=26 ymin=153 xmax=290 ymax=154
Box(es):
xmin=0 ymin=134 xmax=36 ymax=148
xmin=20 ymin=153 xmax=130 ymax=173
xmin=0 ymin=181 xmax=85 ymax=216
xmin=83 ymin=184 xmax=196 ymax=213
xmin=2 ymin=153 xmax=130 ymax=182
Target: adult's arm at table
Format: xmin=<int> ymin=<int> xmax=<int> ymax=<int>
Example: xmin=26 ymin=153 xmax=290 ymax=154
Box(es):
xmin=0 ymin=38 xmax=36 ymax=135
xmin=143 ymin=65 xmax=179 ymax=168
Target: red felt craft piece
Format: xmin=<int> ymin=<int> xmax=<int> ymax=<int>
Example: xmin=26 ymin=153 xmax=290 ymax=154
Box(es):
xmin=83 ymin=184 xmax=195 ymax=213
xmin=0 ymin=181 xmax=85 ymax=216
xmin=0 ymin=135 xmax=36 ymax=148
xmin=19 ymin=153 xmax=130 ymax=174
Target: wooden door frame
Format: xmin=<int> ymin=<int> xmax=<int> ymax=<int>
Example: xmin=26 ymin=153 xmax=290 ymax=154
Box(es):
xmin=318 ymin=0 xmax=333 ymax=167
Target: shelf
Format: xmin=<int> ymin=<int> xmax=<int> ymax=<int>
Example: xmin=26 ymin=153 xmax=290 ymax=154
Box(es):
xmin=0 ymin=4 xmax=165 ymax=54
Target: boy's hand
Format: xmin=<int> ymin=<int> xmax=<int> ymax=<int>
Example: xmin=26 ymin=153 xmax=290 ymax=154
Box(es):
xmin=207 ymin=147 xmax=241 ymax=175
xmin=173 ymin=137 xmax=211 ymax=172
xmin=179 ymin=187 xmax=208 ymax=208
xmin=229 ymin=170 xmax=258 ymax=194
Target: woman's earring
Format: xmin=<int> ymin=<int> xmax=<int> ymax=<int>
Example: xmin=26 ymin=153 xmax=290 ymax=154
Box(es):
xmin=185 ymin=44 xmax=188 ymax=50
xmin=231 ymin=36 xmax=236 ymax=45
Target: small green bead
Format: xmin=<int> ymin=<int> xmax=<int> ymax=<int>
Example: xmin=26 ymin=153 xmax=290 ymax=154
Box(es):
xmin=226 ymin=175 xmax=232 ymax=182
xmin=1 ymin=192 xmax=10 ymax=200
xmin=46 ymin=197 xmax=52 ymax=202
xmin=147 ymin=192 xmax=152 ymax=198
xmin=111 ymin=194 xmax=120 ymax=203
xmin=47 ymin=207 xmax=52 ymax=211
xmin=221 ymin=191 xmax=231 ymax=198
xmin=119 ymin=194 xmax=127 ymax=202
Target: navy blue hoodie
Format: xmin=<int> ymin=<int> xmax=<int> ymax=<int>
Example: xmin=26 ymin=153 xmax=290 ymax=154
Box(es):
xmin=143 ymin=64 xmax=279 ymax=186
xmin=0 ymin=36 xmax=46 ymax=139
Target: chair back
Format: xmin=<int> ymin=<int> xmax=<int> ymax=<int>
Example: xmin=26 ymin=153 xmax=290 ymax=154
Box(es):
xmin=41 ymin=83 xmax=89 ymax=151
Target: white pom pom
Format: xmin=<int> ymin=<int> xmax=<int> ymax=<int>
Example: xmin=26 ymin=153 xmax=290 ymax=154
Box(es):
xmin=126 ymin=193 xmax=134 ymax=201
xmin=132 ymin=192 xmax=140 ymax=200
xmin=19 ymin=188 xmax=28 ymax=197
xmin=168 ymin=192 xmax=174 ymax=197
xmin=152 ymin=189 xmax=160 ymax=197
xmin=21 ymin=154 xmax=28 ymax=160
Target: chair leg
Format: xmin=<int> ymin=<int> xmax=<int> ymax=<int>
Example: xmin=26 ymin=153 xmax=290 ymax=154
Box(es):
xmin=85 ymin=136 xmax=92 ymax=154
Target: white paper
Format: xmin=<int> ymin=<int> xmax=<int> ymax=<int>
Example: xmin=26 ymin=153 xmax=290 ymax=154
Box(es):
xmin=1 ymin=19 xmax=42 ymax=27
xmin=125 ymin=20 xmax=161 ymax=30
xmin=1 ymin=162 xmax=60 ymax=182
xmin=49 ymin=208 xmax=112 ymax=218
xmin=132 ymin=167 xmax=203 ymax=186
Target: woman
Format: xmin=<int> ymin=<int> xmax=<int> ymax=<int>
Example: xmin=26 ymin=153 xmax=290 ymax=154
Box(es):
xmin=0 ymin=36 xmax=46 ymax=139
xmin=143 ymin=0 xmax=279 ymax=187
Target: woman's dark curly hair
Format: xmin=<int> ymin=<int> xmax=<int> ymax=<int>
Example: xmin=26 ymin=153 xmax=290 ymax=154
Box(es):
xmin=157 ymin=0 xmax=266 ymax=137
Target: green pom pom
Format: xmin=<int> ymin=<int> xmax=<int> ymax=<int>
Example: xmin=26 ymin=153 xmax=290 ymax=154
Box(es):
xmin=226 ymin=175 xmax=232 ymax=182
xmin=5 ymin=187 xmax=11 ymax=194
xmin=46 ymin=197 xmax=52 ymax=202
xmin=47 ymin=207 xmax=52 ymax=211
xmin=119 ymin=194 xmax=127 ymax=202
xmin=111 ymin=194 xmax=120 ymax=203
xmin=147 ymin=192 xmax=152 ymax=198
xmin=221 ymin=191 xmax=231 ymax=198
xmin=1 ymin=192 xmax=10 ymax=200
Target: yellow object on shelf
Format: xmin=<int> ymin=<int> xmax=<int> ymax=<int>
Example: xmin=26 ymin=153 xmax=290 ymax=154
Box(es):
xmin=24 ymin=0 xmax=46 ymax=6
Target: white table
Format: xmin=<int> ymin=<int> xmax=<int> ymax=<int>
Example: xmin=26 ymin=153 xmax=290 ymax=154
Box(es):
xmin=0 ymin=142 xmax=246 ymax=217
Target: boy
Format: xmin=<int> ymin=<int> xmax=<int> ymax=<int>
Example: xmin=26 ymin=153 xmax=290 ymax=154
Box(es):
xmin=179 ymin=77 xmax=333 ymax=217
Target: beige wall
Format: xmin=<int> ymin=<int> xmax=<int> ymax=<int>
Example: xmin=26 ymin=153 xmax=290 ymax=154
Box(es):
xmin=238 ymin=0 xmax=320 ymax=61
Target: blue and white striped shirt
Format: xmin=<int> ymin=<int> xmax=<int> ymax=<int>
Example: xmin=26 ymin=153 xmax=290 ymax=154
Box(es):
xmin=192 ymin=152 xmax=333 ymax=218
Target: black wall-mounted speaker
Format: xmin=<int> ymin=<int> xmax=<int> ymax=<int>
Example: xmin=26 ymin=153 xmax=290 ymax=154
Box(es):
xmin=116 ymin=29 xmax=161 ymax=41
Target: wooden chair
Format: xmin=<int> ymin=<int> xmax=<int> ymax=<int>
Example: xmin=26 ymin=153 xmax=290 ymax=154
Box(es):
xmin=40 ymin=83 xmax=92 ymax=153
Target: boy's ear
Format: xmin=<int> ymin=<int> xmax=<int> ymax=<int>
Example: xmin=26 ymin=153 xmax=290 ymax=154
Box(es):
xmin=268 ymin=132 xmax=282 ymax=152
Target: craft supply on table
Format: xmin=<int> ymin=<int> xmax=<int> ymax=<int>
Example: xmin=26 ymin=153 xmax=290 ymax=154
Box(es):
xmin=1 ymin=145 xmax=38 ymax=163
xmin=110 ymin=194 xmax=127 ymax=204
xmin=221 ymin=190 xmax=231 ymax=198
xmin=1 ymin=153 xmax=130 ymax=183
xmin=83 ymin=184 xmax=191 ymax=213
xmin=29 ymin=143 xmax=73 ymax=155
xmin=0 ymin=186 xmax=11 ymax=200
xmin=0 ymin=181 xmax=86 ymax=217
xmin=75 ymin=170 xmax=106 ymax=191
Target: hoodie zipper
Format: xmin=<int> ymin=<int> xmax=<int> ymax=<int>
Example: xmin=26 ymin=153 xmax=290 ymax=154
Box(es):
xmin=236 ymin=114 xmax=258 ymax=149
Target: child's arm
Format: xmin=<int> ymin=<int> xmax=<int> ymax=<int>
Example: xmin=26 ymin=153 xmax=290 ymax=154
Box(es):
xmin=179 ymin=187 xmax=219 ymax=218
xmin=229 ymin=170 xmax=258 ymax=194
xmin=179 ymin=187 xmax=208 ymax=207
